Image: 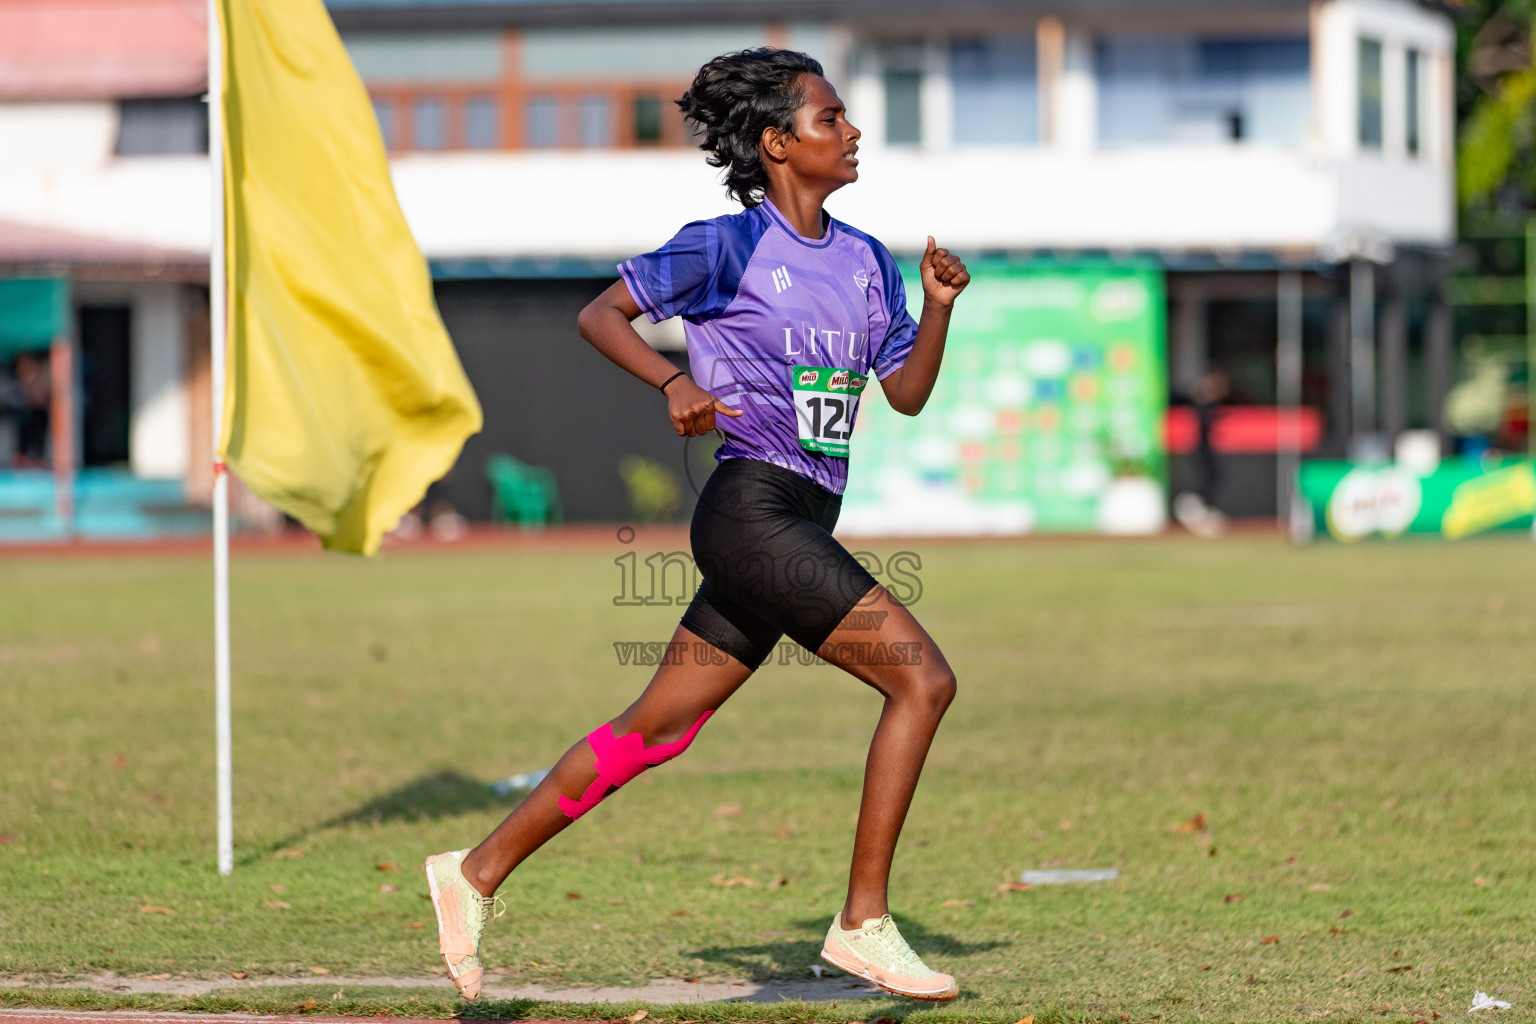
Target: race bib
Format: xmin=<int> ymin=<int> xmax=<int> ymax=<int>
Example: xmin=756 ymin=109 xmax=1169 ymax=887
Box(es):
xmin=792 ymin=365 xmax=868 ymax=458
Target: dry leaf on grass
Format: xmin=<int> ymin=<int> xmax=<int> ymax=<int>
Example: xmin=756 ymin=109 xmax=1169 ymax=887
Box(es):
xmin=1224 ymin=893 xmax=1244 ymax=904
xmin=0 ymin=835 xmax=12 ymax=844
xmin=672 ymin=909 xmax=689 ymax=916
xmin=270 ymin=884 xmax=287 ymax=893
xmin=715 ymin=803 xmax=742 ymax=818
xmin=1387 ymin=965 xmax=1415 ymax=973
xmin=267 ymin=901 xmax=291 ymax=910
xmin=271 ymin=848 xmax=306 ymax=860
xmin=300 ymin=998 xmax=317 ymax=1011
xmin=769 ymin=877 xmax=790 ymax=889
xmin=868 ymin=1017 xmax=897 ymax=1024
xmin=111 ymin=753 xmax=127 ymax=770
xmin=1174 ymin=812 xmax=1208 ymax=833
xmin=1014 ymin=1016 xmax=1035 ymax=1024
xmin=940 ymin=898 xmax=974 ymax=907
xmin=1058 ymin=819 xmax=1073 ymax=831
xmin=711 ymin=874 xmax=754 ymax=888
xmin=997 ymin=882 xmax=1032 ymax=892
xmin=1309 ymin=883 xmax=1331 ymax=891
xmin=1198 ymin=964 xmax=1212 ymax=971
xmin=624 ymin=1011 xmax=649 ymax=1023
xmin=230 ymin=972 xmax=250 ymax=980
xmin=380 ymin=884 xmax=399 ymax=893
xmin=138 ymin=905 xmax=175 ymax=915
xmin=406 ymin=922 xmax=425 ymax=929
xmin=776 ymin=825 xmax=794 ymax=839
xmin=375 ymin=863 xmax=399 ymax=872
xmin=566 ymin=891 xmax=583 ymax=900
xmin=1473 ymin=876 xmax=1488 ymax=886
xmin=310 ymin=967 xmax=330 ymax=975
xmin=1260 ymin=935 xmax=1279 ymax=945
xmin=148 ymin=974 xmax=171 ymax=981
xmin=1340 ymin=909 xmax=1353 ymax=917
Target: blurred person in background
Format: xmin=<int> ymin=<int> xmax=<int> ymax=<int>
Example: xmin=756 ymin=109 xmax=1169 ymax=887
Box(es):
xmin=11 ymin=352 xmax=51 ymax=466
xmin=1174 ymin=367 xmax=1230 ymax=537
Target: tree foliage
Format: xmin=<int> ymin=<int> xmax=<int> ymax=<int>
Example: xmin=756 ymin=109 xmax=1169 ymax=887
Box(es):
xmin=1458 ymin=0 xmax=1536 ymax=208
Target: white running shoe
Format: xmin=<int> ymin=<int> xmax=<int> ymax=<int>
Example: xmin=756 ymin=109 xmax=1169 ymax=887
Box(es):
xmin=820 ymin=912 xmax=959 ymax=1002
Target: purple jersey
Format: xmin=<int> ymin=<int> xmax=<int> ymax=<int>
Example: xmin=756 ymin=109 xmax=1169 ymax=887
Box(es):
xmin=619 ymin=198 xmax=918 ymax=495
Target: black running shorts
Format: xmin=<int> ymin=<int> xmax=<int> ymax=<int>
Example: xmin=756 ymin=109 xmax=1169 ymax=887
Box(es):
xmin=681 ymin=457 xmax=881 ymax=670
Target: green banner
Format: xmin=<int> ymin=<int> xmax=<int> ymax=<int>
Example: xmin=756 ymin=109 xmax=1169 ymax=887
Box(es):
xmin=842 ymin=262 xmax=1167 ymax=535
xmin=1295 ymin=457 xmax=1536 ymax=541
xmin=0 ymin=278 xmax=68 ymax=357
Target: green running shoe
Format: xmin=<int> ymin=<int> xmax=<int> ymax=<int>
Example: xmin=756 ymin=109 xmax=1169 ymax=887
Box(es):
xmin=424 ymin=849 xmax=502 ymax=1000
xmin=821 ymin=912 xmax=958 ymax=1001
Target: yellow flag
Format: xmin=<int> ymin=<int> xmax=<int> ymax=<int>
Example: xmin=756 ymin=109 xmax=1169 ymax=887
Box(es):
xmin=217 ymin=0 xmax=482 ymax=555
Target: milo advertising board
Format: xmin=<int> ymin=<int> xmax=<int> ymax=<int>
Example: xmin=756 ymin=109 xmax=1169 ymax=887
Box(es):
xmin=840 ymin=263 xmax=1167 ymax=535
xmin=1294 ymin=457 xmax=1536 ymax=541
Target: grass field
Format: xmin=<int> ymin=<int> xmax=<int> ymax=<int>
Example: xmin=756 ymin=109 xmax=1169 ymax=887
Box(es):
xmin=1 ymin=533 xmax=1533 ymax=1024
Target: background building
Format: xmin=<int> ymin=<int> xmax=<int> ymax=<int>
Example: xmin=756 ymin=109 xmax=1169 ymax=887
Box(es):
xmin=0 ymin=0 xmax=1457 ymax=534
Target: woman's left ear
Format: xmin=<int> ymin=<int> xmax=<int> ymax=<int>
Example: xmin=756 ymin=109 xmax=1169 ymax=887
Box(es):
xmin=761 ymin=125 xmax=790 ymax=162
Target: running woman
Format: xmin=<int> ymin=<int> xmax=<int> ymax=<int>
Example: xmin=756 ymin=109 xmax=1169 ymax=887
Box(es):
xmin=425 ymin=47 xmax=970 ymax=1004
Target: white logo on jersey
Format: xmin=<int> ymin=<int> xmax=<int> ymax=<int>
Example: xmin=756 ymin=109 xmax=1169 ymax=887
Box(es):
xmin=854 ymin=269 xmax=870 ymax=289
xmin=782 ymin=325 xmax=867 ymax=361
xmin=772 ymin=266 xmax=793 ymax=293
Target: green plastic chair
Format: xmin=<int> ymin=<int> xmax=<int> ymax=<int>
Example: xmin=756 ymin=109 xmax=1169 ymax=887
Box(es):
xmin=484 ymin=453 xmax=562 ymax=529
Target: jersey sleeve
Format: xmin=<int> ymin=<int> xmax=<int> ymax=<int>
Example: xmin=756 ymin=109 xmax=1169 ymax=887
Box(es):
xmin=870 ymin=243 xmax=919 ymax=380
xmin=619 ymin=218 xmax=735 ymax=324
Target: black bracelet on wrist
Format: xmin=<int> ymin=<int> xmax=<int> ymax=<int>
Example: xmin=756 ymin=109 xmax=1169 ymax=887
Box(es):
xmin=659 ymin=371 xmax=687 ymax=394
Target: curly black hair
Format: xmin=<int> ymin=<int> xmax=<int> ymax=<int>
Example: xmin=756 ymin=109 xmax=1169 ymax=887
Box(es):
xmin=677 ymin=48 xmax=826 ymax=208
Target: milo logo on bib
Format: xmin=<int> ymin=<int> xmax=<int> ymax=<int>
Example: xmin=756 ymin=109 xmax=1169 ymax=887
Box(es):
xmin=791 ymin=364 xmax=868 ymax=458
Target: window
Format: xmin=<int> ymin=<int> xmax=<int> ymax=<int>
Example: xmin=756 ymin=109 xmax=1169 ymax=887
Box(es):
xmin=413 ymin=98 xmax=446 ymax=150
xmin=526 ymin=96 xmax=560 ymax=147
xmin=951 ymin=36 xmax=1038 ymax=145
xmin=633 ymin=94 xmax=663 ymax=145
xmin=350 ymin=26 xmax=721 ymax=151
xmin=116 ymin=98 xmax=208 ymax=155
xmin=578 ymin=95 xmax=612 ymax=147
xmin=343 ymin=31 xmax=502 ymax=82
xmin=1405 ymin=48 xmax=1421 ymax=157
xmin=522 ymin=26 xmax=764 ymax=77
xmin=1358 ymin=38 xmax=1383 ymax=150
xmin=1096 ymin=35 xmax=1310 ymax=145
xmin=465 ymin=97 xmax=500 ymax=149
xmin=882 ymin=41 xmax=924 ymax=145
xmin=372 ymin=98 xmax=396 ymax=149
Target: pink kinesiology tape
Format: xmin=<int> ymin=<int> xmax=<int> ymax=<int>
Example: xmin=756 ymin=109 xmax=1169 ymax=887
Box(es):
xmin=558 ymin=711 xmax=714 ymax=820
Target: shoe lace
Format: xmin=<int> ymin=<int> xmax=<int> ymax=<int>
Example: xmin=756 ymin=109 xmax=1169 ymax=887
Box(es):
xmin=466 ymin=890 xmax=506 ymax=933
xmin=865 ymin=917 xmax=930 ymax=977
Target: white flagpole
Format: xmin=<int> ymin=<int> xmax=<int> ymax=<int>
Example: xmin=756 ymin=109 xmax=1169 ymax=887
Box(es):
xmin=208 ymin=0 xmax=234 ymax=877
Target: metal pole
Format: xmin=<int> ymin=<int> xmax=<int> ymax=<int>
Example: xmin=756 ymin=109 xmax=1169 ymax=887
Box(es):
xmin=49 ymin=336 xmax=75 ymax=537
xmin=1350 ymin=260 xmax=1376 ymax=449
xmin=1277 ymin=271 xmax=1303 ymax=528
xmin=208 ymin=0 xmax=234 ymax=877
